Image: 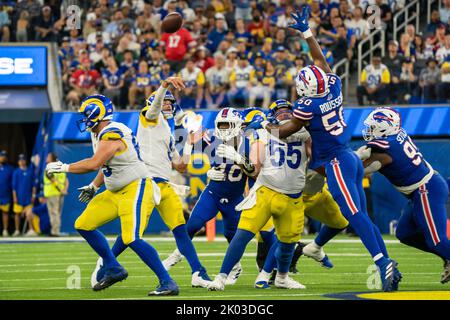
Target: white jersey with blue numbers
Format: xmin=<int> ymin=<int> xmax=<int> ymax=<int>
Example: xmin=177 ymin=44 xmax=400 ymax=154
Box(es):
xmin=367 ymin=129 xmax=434 ymax=194
xmin=257 ymin=129 xmax=310 ymax=195
xmin=136 ymin=112 xmax=177 ymax=181
xmin=293 ymin=74 xmax=349 ymax=168
xmin=91 ymin=121 xmax=149 ymax=192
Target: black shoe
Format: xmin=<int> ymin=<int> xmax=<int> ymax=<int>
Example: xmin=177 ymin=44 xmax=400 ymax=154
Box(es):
xmin=93 ymin=266 xmax=128 ymax=291
xmin=289 ymin=242 xmax=306 ymax=274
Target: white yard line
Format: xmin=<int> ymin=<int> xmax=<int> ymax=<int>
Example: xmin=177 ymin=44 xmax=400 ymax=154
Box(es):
xmin=0 ymin=237 xmax=402 ymax=244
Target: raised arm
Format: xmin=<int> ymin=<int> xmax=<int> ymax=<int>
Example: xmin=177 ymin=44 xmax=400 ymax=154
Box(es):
xmin=145 ymin=77 xmax=185 ymax=121
xmin=289 ymin=6 xmax=332 ymax=74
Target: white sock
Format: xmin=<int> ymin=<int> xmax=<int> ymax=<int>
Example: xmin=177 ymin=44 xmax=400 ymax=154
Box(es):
xmin=259 ymin=270 xmax=271 ymax=280
xmin=311 ymin=241 xmax=321 ymax=250
xmin=276 ymin=272 xmax=288 ymax=280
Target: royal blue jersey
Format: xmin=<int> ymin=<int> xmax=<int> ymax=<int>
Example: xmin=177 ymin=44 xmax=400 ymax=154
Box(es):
xmin=102 ymin=68 xmax=124 ymax=86
xmin=12 ymin=167 xmax=34 ymax=206
xmin=293 ymin=73 xmax=349 ymax=167
xmin=204 ymin=134 xmax=250 ymax=199
xmin=0 ymin=163 xmax=14 ymax=202
xmin=367 ymin=129 xmax=433 ymax=190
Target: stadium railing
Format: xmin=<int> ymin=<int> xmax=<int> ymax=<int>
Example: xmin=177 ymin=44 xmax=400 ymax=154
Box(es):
xmin=357 ymin=28 xmax=386 ymax=85
xmin=393 ymin=0 xmax=420 ymax=42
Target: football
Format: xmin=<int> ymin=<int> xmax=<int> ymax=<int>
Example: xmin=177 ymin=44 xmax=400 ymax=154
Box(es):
xmin=161 ymin=12 xmax=183 ymax=34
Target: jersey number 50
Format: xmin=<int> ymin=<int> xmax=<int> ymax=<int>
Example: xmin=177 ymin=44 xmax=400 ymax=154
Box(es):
xmin=322 ymin=108 xmax=346 ymax=136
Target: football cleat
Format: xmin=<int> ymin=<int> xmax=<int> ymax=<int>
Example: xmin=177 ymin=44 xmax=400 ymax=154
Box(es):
xmin=90 ymin=257 xmax=106 ymax=288
xmin=441 ymin=260 xmax=450 ymax=284
xmin=274 ymin=275 xmax=306 ymax=289
xmin=207 ymin=274 xmax=226 ymax=291
xmin=148 ymin=279 xmax=179 ymax=296
xmin=2 ymin=230 xmax=8 ymax=237
xmin=162 ymin=249 xmax=183 ymax=271
xmin=289 ymin=242 xmax=306 ymax=273
xmin=93 ymin=265 xmax=128 ymax=291
xmin=378 ymin=259 xmax=401 ymax=292
xmin=303 ymin=242 xmax=334 ymax=269
xmin=191 ymin=267 xmax=212 ymax=288
xmin=225 ymin=262 xmax=242 ymax=285
xmin=254 ymin=272 xmax=271 ymax=289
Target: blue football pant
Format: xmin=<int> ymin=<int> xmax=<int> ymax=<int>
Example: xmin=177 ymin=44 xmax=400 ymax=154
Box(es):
xmin=396 ymin=173 xmax=450 ymax=260
xmin=326 ymin=150 xmax=389 ymax=262
xmin=187 ymin=188 xmax=242 ymax=242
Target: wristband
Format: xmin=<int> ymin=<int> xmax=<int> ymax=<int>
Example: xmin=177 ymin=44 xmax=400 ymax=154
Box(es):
xmin=302 ymin=28 xmax=313 ymax=39
xmin=183 ymin=142 xmax=193 ymax=156
xmin=90 ymin=183 xmax=99 ymax=192
xmin=62 ymin=163 xmax=70 ymax=173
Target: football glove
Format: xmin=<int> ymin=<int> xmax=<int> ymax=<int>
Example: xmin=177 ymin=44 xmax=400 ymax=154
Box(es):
xmin=46 ymin=161 xmax=70 ymax=174
xmin=355 ymin=146 xmax=372 ymax=161
xmin=289 ymin=6 xmax=310 ymax=33
xmin=217 ymin=144 xmax=244 ymax=165
xmin=77 ymin=183 xmax=99 ymax=203
xmin=207 ymin=168 xmax=226 ymax=181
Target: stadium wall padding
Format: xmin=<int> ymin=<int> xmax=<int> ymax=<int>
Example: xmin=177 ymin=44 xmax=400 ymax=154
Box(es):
xmin=55 ymin=140 xmax=450 ymax=235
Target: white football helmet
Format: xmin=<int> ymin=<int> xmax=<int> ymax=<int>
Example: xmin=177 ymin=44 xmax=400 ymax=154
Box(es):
xmin=363 ymin=107 xmax=401 ymax=141
xmin=214 ymin=107 xmax=243 ymax=142
xmin=296 ymin=65 xmax=330 ymax=97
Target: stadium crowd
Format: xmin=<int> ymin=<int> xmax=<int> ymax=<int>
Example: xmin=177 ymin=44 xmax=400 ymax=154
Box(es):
xmin=0 ymin=0 xmax=449 ymax=108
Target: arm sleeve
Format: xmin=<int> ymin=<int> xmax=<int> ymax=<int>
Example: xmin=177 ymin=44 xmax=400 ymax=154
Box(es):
xmin=145 ymin=85 xmax=168 ymax=120
xmin=381 ymin=68 xmax=391 ymax=84
xmin=292 ymin=99 xmax=314 ymax=121
xmin=360 ymin=69 xmax=367 ymax=83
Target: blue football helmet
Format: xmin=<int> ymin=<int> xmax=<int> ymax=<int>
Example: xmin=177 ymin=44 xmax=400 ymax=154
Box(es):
xmin=77 ymin=94 xmax=114 ymax=132
xmin=267 ymin=99 xmax=293 ymax=124
xmin=146 ymin=90 xmax=180 ymax=119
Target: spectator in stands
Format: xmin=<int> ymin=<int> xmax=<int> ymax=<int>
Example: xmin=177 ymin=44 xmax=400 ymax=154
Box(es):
xmin=67 ymin=58 xmax=101 ymax=109
xmin=128 ymin=60 xmax=152 ymax=109
xmin=15 ymin=10 xmax=30 ymax=42
xmin=333 ymin=25 xmax=352 ymax=62
xmin=345 ymin=6 xmax=369 ymax=42
xmin=0 ymin=3 xmax=10 ymax=41
xmin=235 ymin=19 xmax=254 ymax=49
xmin=273 ymin=28 xmax=288 ymax=49
xmin=102 ymin=57 xmax=124 ymax=107
xmin=15 ymin=0 xmax=41 ymax=21
xmin=394 ymin=58 xmax=418 ymax=104
xmin=93 ymin=47 xmax=110 ymax=72
xmin=375 ymin=0 xmax=393 ymax=32
xmin=194 ymin=46 xmax=215 ymax=73
xmin=289 ymin=55 xmax=307 ymax=101
xmin=398 ymin=33 xmax=416 ymax=60
xmin=249 ymin=60 xmax=275 ymax=109
xmin=438 ymin=58 xmax=450 ymax=103
xmin=34 ymin=5 xmax=57 ymax=42
xmin=161 ymin=24 xmax=196 ymax=72
xmin=83 ymin=12 xmax=99 ymax=40
xmin=12 ymin=154 xmax=34 ymax=237
xmin=235 ymin=0 xmax=251 ymax=22
xmin=206 ymin=13 xmax=228 ymax=53
xmin=43 ymin=152 xmax=68 ymax=237
xmin=225 ymin=47 xmax=238 ymax=70
xmin=272 ymin=46 xmax=293 ymax=99
xmin=436 ymin=34 xmax=450 ymax=64
xmin=382 ymin=40 xmax=404 ymax=78
xmin=205 ymin=55 xmax=229 ymax=109
xmin=357 ymin=55 xmax=391 ymax=105
xmin=0 ymin=151 xmax=13 ymax=237
xmin=159 ymin=61 xmax=175 ymax=81
xmin=228 ymin=53 xmax=255 ymax=107
xmin=247 ymin=9 xmax=265 ymax=43
xmin=179 ymin=59 xmax=205 ymax=109
xmin=440 ymin=0 xmax=450 ymax=24
xmin=419 ymin=57 xmax=441 ymax=103
xmin=426 ymin=10 xmax=445 ymax=36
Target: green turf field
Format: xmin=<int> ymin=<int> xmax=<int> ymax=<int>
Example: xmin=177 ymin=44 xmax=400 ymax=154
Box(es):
xmin=0 ymin=235 xmax=448 ymax=300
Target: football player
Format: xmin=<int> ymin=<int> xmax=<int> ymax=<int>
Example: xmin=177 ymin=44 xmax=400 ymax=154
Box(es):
xmin=208 ymin=101 xmax=310 ymax=291
xmin=164 ymin=107 xmax=254 ymax=285
xmin=46 ymin=94 xmax=179 ymax=295
xmin=90 ymin=77 xmax=212 ymax=289
xmin=360 ymin=107 xmax=450 ymax=284
xmin=246 ymin=7 xmax=401 ymax=291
